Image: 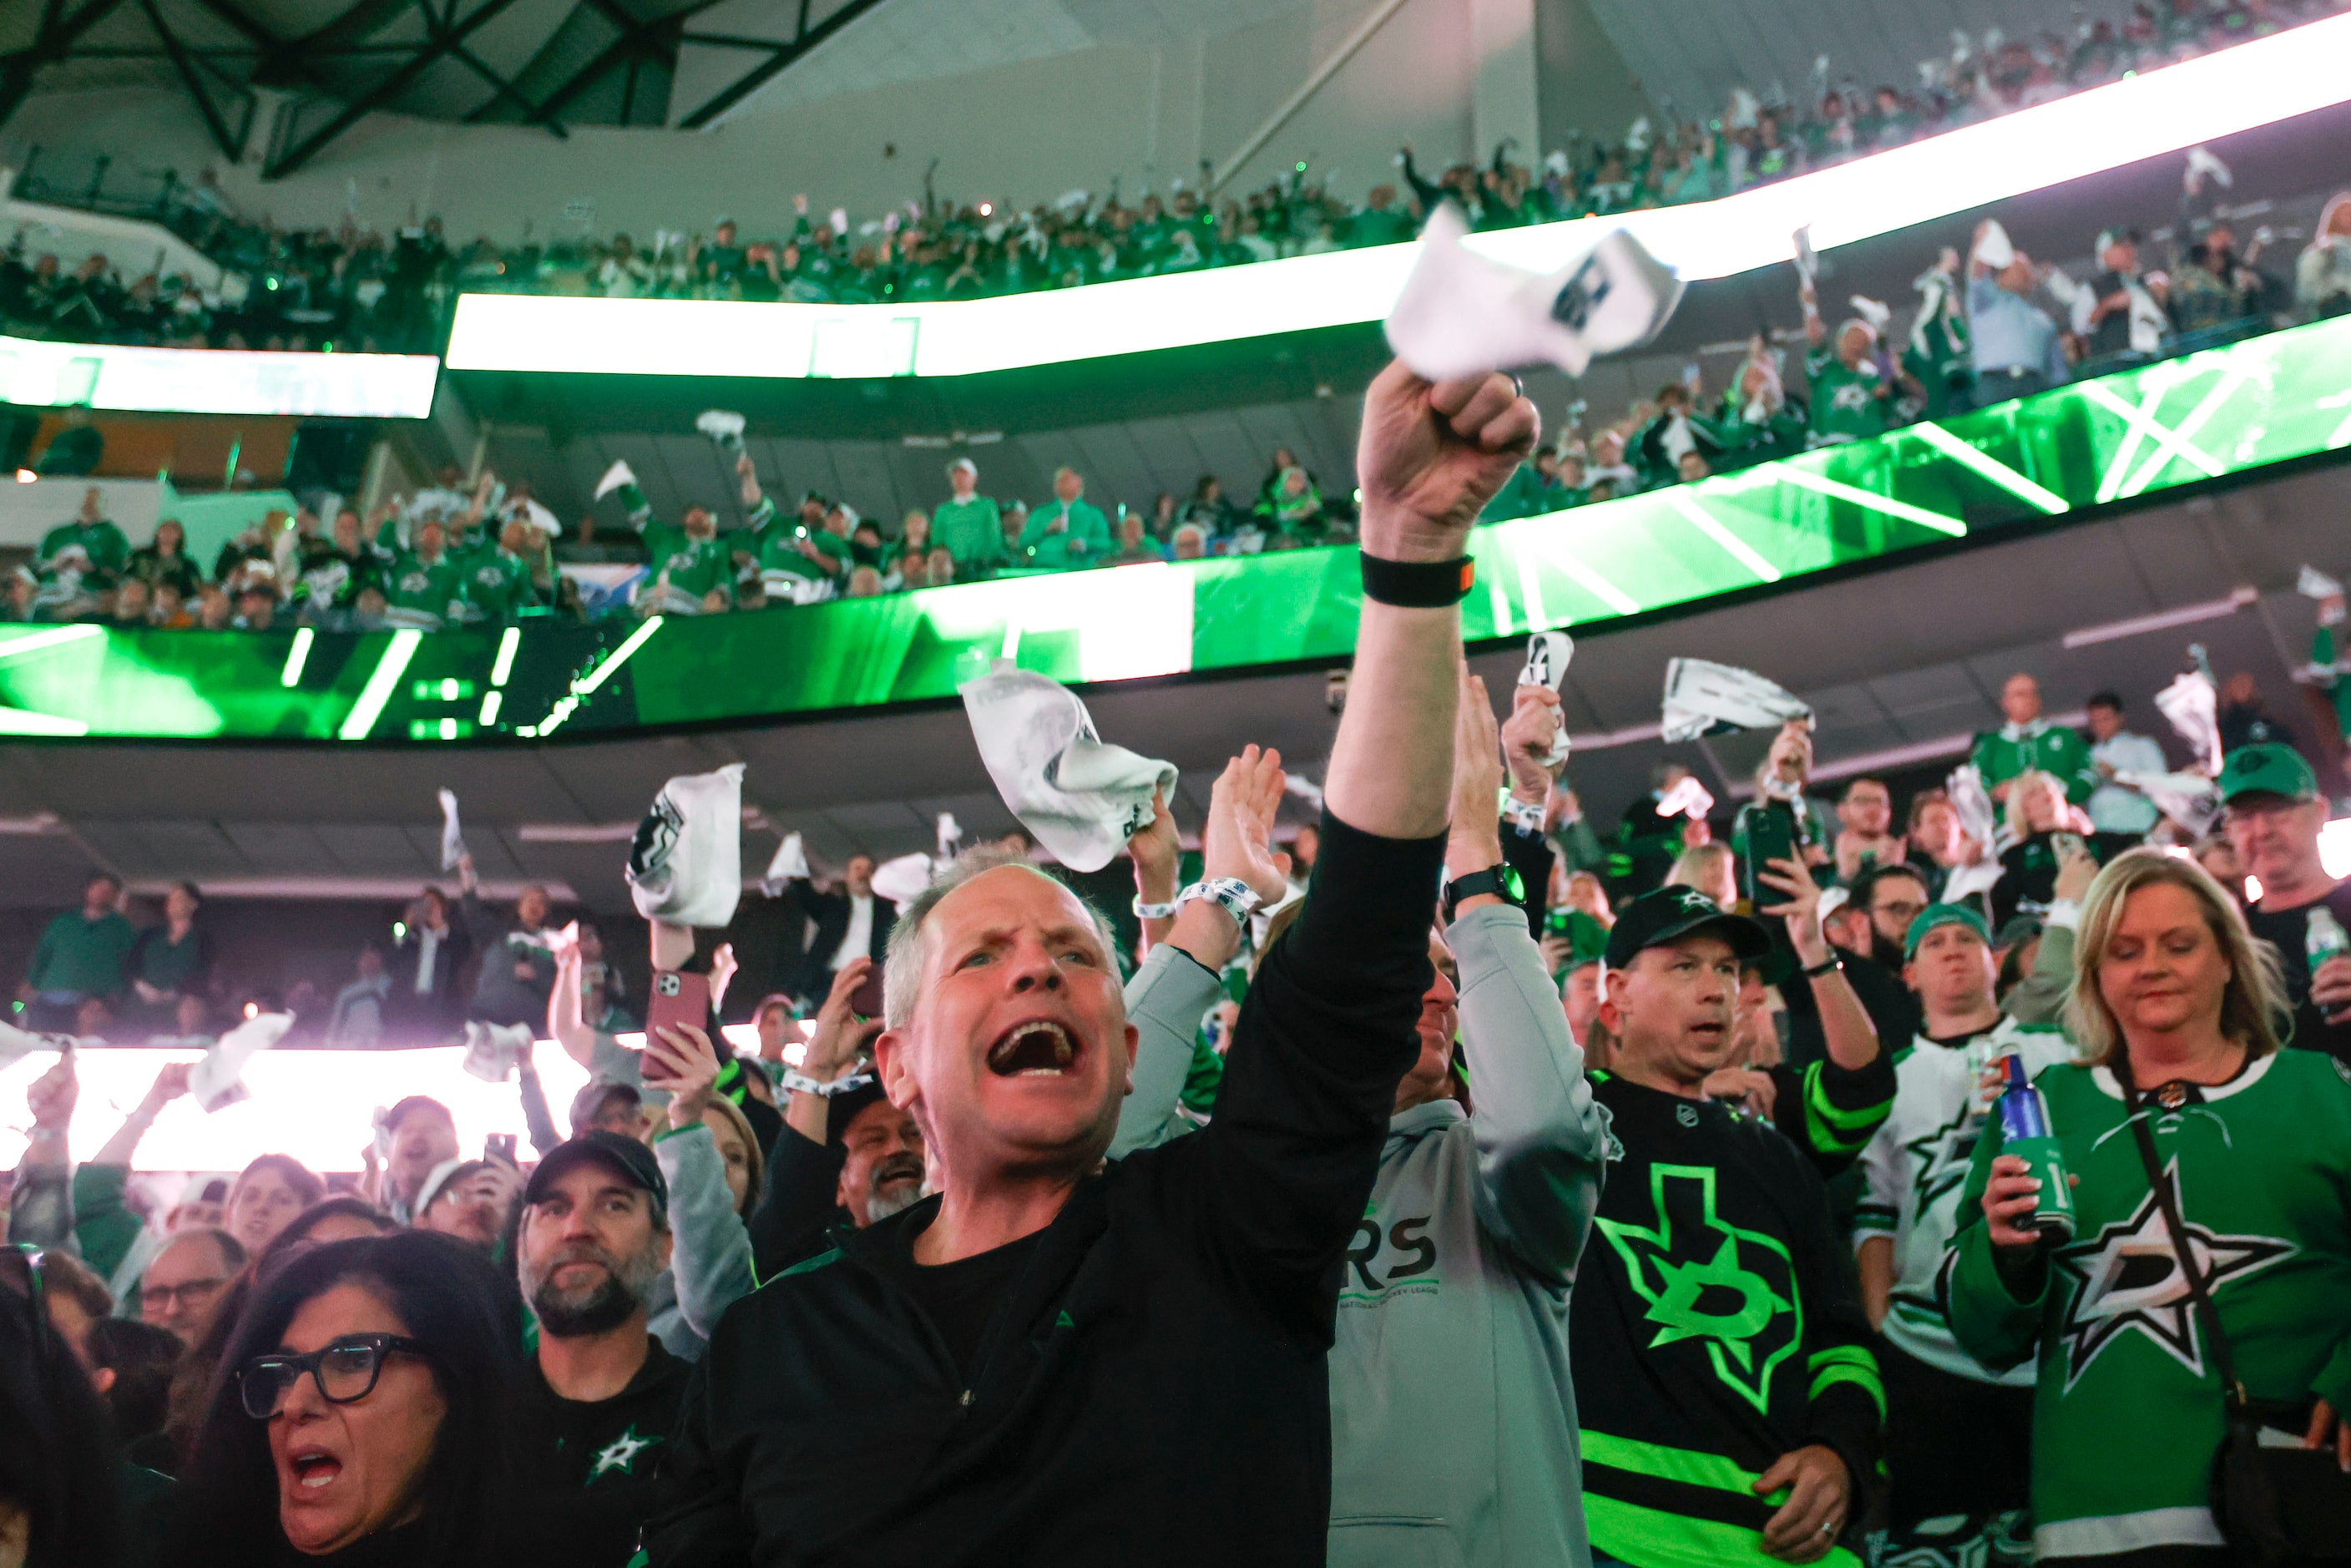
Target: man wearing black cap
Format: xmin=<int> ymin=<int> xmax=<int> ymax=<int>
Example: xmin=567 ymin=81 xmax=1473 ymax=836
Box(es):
xmin=1573 ymin=885 xmax=1882 ymax=1568
xmin=2223 ymin=743 xmax=2351 ymax=1063
xmin=513 ymin=1130 xmax=691 ymax=1568
xmin=746 ymin=956 xmax=926 ymax=1277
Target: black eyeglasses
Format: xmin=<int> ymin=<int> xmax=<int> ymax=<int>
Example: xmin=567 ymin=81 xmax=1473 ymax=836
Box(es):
xmin=236 ymin=1333 xmax=432 ymax=1420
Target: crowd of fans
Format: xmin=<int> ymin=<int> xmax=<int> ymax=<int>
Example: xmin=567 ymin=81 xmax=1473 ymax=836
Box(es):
xmin=7 ymin=0 xmax=2347 ymax=356
xmin=7 ymin=362 xmax=2351 ymax=1568
xmin=16 ymin=167 xmax=2351 ymax=635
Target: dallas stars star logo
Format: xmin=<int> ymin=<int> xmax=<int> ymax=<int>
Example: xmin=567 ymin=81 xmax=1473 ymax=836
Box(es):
xmin=589 ymin=1424 xmax=660 ymax=1481
xmin=2051 ymin=1157 xmax=2294 ymax=1392
xmin=1596 ymin=1164 xmax=1800 ymax=1415
xmin=1906 ymin=1101 xmax=1985 ymax=1213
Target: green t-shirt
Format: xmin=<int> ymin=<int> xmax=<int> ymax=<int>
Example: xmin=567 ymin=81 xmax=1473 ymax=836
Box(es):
xmin=756 ymin=520 xmax=847 ymax=586
xmin=38 ymin=518 xmax=129 ymax=578
xmin=386 ymin=550 xmax=464 ymax=623
xmin=1803 ymin=346 xmax=1893 ymax=444
xmin=932 ymin=495 xmax=1005 ymax=571
xmin=643 ymin=523 xmax=735 ymax=602
xmin=28 ymin=908 xmax=138 ymax=997
xmin=1021 ymin=498 xmax=1110 ymax=570
xmin=458 ymin=547 xmax=537 ymax=621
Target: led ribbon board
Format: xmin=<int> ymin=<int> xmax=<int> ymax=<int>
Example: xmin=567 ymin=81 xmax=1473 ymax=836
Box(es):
xmin=8 ymin=312 xmax=2351 ymax=741
xmin=443 ymin=14 xmax=2351 ymax=381
xmin=0 ymin=335 xmax=439 ymax=417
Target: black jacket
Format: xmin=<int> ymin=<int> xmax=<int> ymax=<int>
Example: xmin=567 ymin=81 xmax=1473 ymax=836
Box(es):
xmin=746 ymin=1124 xmax=852 ymax=1282
xmin=645 ymin=814 xmax=1440 ymax=1566
xmin=513 ymin=1340 xmax=692 ymax=1568
xmin=777 ymin=880 xmax=897 ymax=1000
xmin=387 ymin=919 xmax=473 ymax=1039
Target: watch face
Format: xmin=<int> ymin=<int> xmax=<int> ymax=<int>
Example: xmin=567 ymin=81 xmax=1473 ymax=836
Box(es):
xmin=1499 ymin=867 xmax=1525 ymax=902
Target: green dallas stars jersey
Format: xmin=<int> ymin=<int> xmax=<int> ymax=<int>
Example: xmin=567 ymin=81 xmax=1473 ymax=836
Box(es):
xmin=1948 ymin=1050 xmax=2351 ymax=1561
xmin=1856 ymin=1017 xmax=2074 ymax=1384
xmin=1802 ymin=347 xmax=1893 ymax=445
xmin=1573 ymin=1074 xmax=1883 ymax=1568
xmin=1968 ymin=721 xmax=2099 ymax=804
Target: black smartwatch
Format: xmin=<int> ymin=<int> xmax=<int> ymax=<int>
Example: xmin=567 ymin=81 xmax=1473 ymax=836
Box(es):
xmin=1443 ymin=864 xmax=1524 ymax=924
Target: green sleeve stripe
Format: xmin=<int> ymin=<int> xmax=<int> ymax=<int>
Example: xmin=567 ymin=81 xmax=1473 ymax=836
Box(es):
xmin=1809 ymin=1360 xmax=1888 ymax=1420
xmin=1808 ymin=1344 xmax=1878 ymax=1373
xmin=1802 ymin=1060 xmax=1893 ymax=1130
xmin=1585 ymin=1493 xmax=1866 ymax=1568
xmin=1580 ymin=1430 xmax=1762 ymax=1496
xmin=777 ymin=1247 xmax=842 ymax=1278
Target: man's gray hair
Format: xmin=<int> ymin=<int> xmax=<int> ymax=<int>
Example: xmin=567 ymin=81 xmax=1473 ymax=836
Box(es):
xmin=882 ymin=845 xmax=1119 ymax=1030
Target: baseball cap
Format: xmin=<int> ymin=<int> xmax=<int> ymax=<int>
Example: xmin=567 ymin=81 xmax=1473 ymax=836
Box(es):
xmin=521 ymin=1130 xmax=669 ymax=1227
xmin=2217 ymin=743 xmax=2318 ymax=805
xmin=824 ymin=1078 xmax=891 ymax=1146
xmin=1603 ymin=885 xmax=1771 ymax=972
xmin=1905 ymin=903 xmax=1991 ymax=960
xmin=412 ymin=1157 xmax=492 ymax=1219
xmin=383 ymin=1095 xmax=453 ymax=1133
xmin=2096 ymin=226 xmax=2142 ymax=255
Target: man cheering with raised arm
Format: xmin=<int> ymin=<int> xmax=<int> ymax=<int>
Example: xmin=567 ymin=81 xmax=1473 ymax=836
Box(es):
xmin=645 ymin=362 xmax=1536 ymax=1568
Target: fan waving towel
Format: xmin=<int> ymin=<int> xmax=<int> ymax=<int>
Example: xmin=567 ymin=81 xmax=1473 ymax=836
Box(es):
xmin=437 ymin=789 xmax=467 ymax=871
xmin=1661 ymin=659 xmax=1813 ymax=743
xmin=190 ymin=1012 xmax=293 ymax=1113
xmin=1385 ymin=204 xmax=1685 ymax=380
xmin=627 ymin=764 xmax=746 ymax=928
xmin=961 ymin=660 xmax=1177 ymax=873
xmin=1519 ymin=632 xmax=1575 ymax=767
xmin=463 ymin=1020 xmax=535 ymax=1084
xmin=2155 ymin=668 xmax=2223 ymax=776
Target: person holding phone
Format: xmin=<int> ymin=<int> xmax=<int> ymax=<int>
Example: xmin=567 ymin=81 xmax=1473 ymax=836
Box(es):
xmin=644 ymin=1022 xmax=764 ymax=1344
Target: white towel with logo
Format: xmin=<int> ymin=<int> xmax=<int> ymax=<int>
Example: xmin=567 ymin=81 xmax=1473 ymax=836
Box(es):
xmin=2155 ymin=669 xmax=2223 ymax=776
xmin=437 ymin=788 xmax=467 ymax=871
xmin=1518 ymin=632 xmax=1575 ymax=767
xmin=626 ymin=764 xmax=746 ymax=928
xmin=1661 ymin=659 xmax=1813 ymax=742
xmin=961 ymin=661 xmax=1177 ymax=873
xmin=761 ymin=832 xmax=810 ymax=898
xmin=1385 ymin=205 xmax=1685 ymax=379
xmin=190 ymin=1012 xmax=293 ymax=1113
xmin=463 ymin=1020 xmax=535 ymax=1084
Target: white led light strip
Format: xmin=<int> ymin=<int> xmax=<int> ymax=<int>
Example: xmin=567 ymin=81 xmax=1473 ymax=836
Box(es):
xmin=445 ymin=15 xmax=2351 ymax=382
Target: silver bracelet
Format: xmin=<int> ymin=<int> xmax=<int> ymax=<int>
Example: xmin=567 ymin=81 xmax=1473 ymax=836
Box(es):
xmin=1174 ymin=877 xmax=1261 ymax=928
xmin=779 ymin=1069 xmax=876 ymax=1098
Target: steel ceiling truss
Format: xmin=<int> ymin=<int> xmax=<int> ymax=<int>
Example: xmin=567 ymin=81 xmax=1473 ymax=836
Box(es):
xmin=0 ymin=0 xmax=894 ymax=179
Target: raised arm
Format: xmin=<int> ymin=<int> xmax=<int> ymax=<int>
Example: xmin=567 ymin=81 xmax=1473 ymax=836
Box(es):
xmin=1446 ymin=673 xmax=1609 ymax=1283
xmin=93 ymin=1061 xmax=193 ymax=1167
xmin=8 ymin=1052 xmax=79 ymax=1247
xmin=1190 ymin=362 xmax=1535 ymax=1326
xmin=1112 ymin=749 xmax=1293 ymax=1159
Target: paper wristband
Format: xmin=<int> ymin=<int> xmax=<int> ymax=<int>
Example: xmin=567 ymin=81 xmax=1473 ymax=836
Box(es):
xmin=779 ymin=1070 xmax=877 ymax=1098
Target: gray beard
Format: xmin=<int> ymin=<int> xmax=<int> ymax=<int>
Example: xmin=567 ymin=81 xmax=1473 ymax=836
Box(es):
xmin=865 ymin=1183 xmax=923 ymax=1226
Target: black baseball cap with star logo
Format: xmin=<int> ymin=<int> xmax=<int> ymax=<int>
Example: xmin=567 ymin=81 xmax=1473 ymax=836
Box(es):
xmin=1603 ymin=884 xmax=1772 ymax=972
xmin=522 ymin=1129 xmax=669 ymax=1228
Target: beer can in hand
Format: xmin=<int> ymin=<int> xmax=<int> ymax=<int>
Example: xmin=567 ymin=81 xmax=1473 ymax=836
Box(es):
xmin=1995 ymin=1052 xmax=2075 ymax=1242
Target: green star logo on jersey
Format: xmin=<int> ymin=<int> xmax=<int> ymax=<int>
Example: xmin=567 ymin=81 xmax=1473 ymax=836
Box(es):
xmin=1595 ymin=1163 xmax=1802 ymax=1414
xmin=2052 ymin=1157 xmax=2294 ymax=1392
xmin=1906 ymin=1101 xmax=1986 ymax=1212
xmin=589 ymin=1424 xmax=661 ymax=1482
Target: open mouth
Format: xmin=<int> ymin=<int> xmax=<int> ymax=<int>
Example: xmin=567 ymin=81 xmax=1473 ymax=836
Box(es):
xmin=291 ymin=1450 xmax=342 ymax=1490
xmin=986 ymin=1019 xmax=1080 ymax=1078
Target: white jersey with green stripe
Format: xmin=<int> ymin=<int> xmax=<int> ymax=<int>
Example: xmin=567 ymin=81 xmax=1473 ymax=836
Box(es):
xmin=1856 ymin=1016 xmax=2075 ymax=1384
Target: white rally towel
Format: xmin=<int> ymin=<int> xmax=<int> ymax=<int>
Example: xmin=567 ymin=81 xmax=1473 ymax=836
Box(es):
xmin=626 ymin=764 xmax=746 ymax=928
xmin=2155 ymin=668 xmax=2223 ymax=776
xmin=1385 ymin=204 xmax=1684 ymax=380
xmin=2113 ymin=769 xmax=2221 ymax=836
xmin=695 ymin=409 xmax=747 ymax=452
xmin=961 ymin=660 xmax=1177 ymax=873
xmin=1661 ymin=659 xmax=1813 ymax=742
xmin=1946 ymin=764 xmax=2000 ymax=857
xmin=0 ymin=1022 xmax=97 ymax=1070
xmin=761 ymin=832 xmax=810 ymax=897
xmin=870 ymin=853 xmax=935 ymax=908
xmin=1971 ymin=219 xmax=2016 ymax=271
xmin=437 ymin=788 xmax=467 ymax=871
xmin=935 ymin=812 xmax=963 ymax=860
xmin=1656 ymin=772 xmax=1716 ymax=822
xmin=463 ymin=1020 xmax=535 ymax=1084
xmin=1518 ymin=631 xmax=1575 ymax=768
xmin=190 ymin=1012 xmax=293 ymax=1113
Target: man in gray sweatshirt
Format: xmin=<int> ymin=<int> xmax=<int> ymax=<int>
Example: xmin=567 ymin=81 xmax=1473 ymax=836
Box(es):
xmin=1117 ymin=668 xmax=1612 ymax=1568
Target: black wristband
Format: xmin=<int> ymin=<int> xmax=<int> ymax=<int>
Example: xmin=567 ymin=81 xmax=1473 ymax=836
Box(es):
xmin=1802 ymin=954 xmax=1843 ymax=978
xmin=1360 ymin=551 xmax=1474 ymax=607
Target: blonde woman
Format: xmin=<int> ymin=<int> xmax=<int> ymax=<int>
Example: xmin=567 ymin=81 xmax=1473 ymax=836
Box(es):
xmin=1948 ymin=848 xmax=2351 ymax=1565
xmin=1991 ymin=768 xmax=2098 ymax=931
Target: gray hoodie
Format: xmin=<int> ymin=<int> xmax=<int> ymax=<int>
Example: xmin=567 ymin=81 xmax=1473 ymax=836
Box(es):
xmin=1116 ymin=903 xmax=1610 ymax=1568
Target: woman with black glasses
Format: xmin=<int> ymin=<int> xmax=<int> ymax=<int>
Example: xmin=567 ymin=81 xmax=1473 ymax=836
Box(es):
xmin=169 ymin=1232 xmax=523 ymax=1567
